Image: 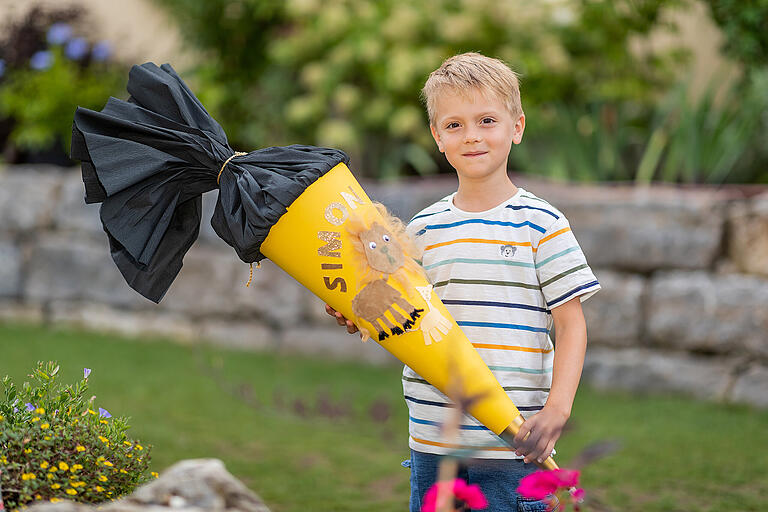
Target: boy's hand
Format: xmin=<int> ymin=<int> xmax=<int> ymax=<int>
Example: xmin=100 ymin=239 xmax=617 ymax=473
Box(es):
xmin=325 ymin=304 xmax=359 ymax=334
xmin=512 ymin=405 xmax=569 ymax=464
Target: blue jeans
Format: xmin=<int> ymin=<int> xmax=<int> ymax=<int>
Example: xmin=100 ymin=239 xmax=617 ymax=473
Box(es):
xmin=404 ymin=450 xmax=550 ymax=512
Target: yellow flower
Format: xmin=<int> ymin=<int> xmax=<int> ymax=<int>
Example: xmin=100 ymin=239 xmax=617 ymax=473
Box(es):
xmin=119 ymin=469 xmax=128 ymax=474
xmin=40 ymin=423 xmax=49 ymax=429
xmin=66 ymin=488 xmax=77 ymax=495
xmin=76 ymin=445 xmax=86 ymax=452
xmin=0 ymin=414 xmax=4 ymax=421
xmin=98 ymin=436 xmax=109 ymax=444
xmin=58 ymin=462 xmax=69 ymax=471
xmin=103 ymin=460 xmax=113 ymax=467
xmin=71 ymin=464 xmax=83 ymax=471
xmin=73 ymin=481 xmax=86 ymax=488
xmin=35 ymin=407 xmax=45 ymax=415
xmin=51 ymin=484 xmax=61 ymax=489
xmin=24 ymin=448 xmax=32 ymax=454
xmin=44 ymin=436 xmax=51 ymax=441
xmin=31 ymin=417 xmax=40 ymax=422
xmin=40 ymin=461 xmax=49 ymax=469
xmin=72 ymin=418 xmax=79 ymax=424
xmin=95 ymin=486 xmax=104 ymax=492
xmin=98 ymin=475 xmax=108 ymax=482
xmin=87 ymin=409 xmax=96 ymax=415
xmin=0 ymin=456 xmax=7 ymax=464
xmin=35 ymin=494 xmax=42 ymax=500
xmin=135 ymin=445 xmax=144 ymax=451
xmin=50 ymin=498 xmax=61 ymax=503
xmin=47 ymin=473 xmax=54 ymax=480
xmin=48 ymin=466 xmax=57 ymax=472
xmin=151 ymin=472 xmax=159 ymax=479
xmin=100 ymin=420 xmax=108 ymax=424
xmin=123 ymin=441 xmax=132 ymax=447
xmin=126 ymin=453 xmax=133 ymax=458
xmin=21 ymin=473 xmax=36 ymax=480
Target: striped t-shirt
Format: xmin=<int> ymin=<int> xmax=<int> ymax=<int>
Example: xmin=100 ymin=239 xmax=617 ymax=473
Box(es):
xmin=403 ymin=187 xmax=600 ymax=459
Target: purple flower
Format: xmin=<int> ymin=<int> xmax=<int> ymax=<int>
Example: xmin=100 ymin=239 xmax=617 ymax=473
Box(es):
xmin=25 ymin=403 xmax=35 ymax=412
xmin=0 ymin=58 xmax=5 ymax=78
xmin=83 ymin=368 xmax=91 ymax=379
xmin=91 ymin=40 xmax=112 ymax=62
xmin=47 ymin=22 xmax=72 ymax=45
xmin=98 ymin=407 xmax=111 ymax=418
xmin=30 ymin=50 xmax=53 ymax=70
xmin=65 ymin=37 xmax=89 ymax=60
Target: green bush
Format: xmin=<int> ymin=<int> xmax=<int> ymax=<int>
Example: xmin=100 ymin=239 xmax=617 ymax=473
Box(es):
xmin=154 ymin=0 xmax=685 ymax=179
xmin=0 ymin=362 xmax=153 ymax=510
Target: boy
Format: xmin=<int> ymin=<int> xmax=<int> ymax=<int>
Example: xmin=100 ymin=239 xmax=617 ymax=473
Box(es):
xmin=327 ymin=52 xmax=600 ymax=511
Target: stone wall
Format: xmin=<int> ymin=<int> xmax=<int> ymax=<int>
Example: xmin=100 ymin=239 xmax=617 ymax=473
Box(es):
xmin=1 ymin=166 xmax=767 ymax=408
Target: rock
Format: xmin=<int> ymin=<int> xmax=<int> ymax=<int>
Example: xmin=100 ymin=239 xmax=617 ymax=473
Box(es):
xmin=49 ymin=302 xmax=197 ymax=341
xmin=730 ymin=364 xmax=768 ymax=409
xmin=0 ymin=299 xmax=44 ymax=323
xmin=53 ymin=171 xmax=103 ymax=234
xmin=0 ymin=167 xmax=63 ymax=234
xmin=0 ymin=237 xmax=22 ymax=297
xmin=198 ymin=319 xmax=275 ymax=351
xmin=24 ymin=234 xmax=151 ymax=309
xmin=26 ymin=459 xmax=271 ymax=512
xmin=581 ymin=269 xmax=645 ymax=347
xmin=583 ymin=347 xmax=734 ymax=400
xmin=727 ymin=194 xmax=768 ymax=278
xmin=280 ymin=326 xmax=397 ymax=365
xmin=647 ymin=271 xmax=768 ymax=357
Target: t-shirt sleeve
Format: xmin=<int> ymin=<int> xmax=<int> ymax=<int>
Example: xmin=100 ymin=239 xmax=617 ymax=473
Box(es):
xmin=405 ymin=218 xmax=427 ymax=262
xmin=535 ymin=215 xmax=601 ymax=310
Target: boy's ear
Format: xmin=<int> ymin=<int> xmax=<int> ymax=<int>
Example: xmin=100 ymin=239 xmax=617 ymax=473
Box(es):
xmin=430 ymin=124 xmax=445 ymax=153
xmin=512 ymin=114 xmax=526 ymax=145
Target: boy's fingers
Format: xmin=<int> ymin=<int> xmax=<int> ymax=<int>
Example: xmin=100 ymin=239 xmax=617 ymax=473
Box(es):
xmin=325 ymin=304 xmax=336 ymax=316
xmin=537 ymin=439 xmax=557 ymax=464
xmin=345 ymin=320 xmax=359 ymax=334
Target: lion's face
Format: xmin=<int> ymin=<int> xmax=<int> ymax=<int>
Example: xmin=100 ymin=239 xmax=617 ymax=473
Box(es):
xmin=359 ymin=222 xmax=404 ymax=274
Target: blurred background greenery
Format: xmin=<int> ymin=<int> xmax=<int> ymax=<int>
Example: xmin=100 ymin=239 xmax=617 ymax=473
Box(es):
xmin=0 ymin=0 xmax=766 ymax=183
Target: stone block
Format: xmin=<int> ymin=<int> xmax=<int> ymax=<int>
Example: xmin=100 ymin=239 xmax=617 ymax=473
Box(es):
xmin=729 ymin=364 xmax=768 ymax=409
xmin=198 ymin=319 xmax=275 ymax=351
xmin=582 ymin=269 xmax=645 ymax=347
xmin=25 ymin=234 xmax=151 ymax=308
xmin=0 ymin=299 xmax=44 ymax=323
xmin=647 ymin=271 xmax=768 ymax=357
xmin=53 ymin=170 xmax=103 ymax=234
xmin=160 ymin=248 xmax=302 ymax=326
xmin=582 ymin=347 xmax=734 ymax=400
xmin=0 ymin=167 xmax=63 ymax=233
xmin=280 ymin=326 xmax=397 ymax=365
xmin=727 ymin=194 xmax=768 ymax=278
xmin=50 ymin=301 xmax=196 ymax=341
xmin=0 ymin=237 xmax=22 ymax=297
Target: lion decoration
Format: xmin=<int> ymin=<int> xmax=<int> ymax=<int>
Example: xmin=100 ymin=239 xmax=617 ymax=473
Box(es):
xmin=346 ymin=203 xmax=450 ymax=345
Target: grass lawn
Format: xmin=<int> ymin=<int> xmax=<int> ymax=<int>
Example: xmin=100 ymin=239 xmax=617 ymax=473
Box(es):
xmin=1 ymin=322 xmax=767 ymax=511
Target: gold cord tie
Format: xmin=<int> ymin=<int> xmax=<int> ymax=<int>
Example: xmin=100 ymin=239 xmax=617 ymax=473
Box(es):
xmin=245 ymin=261 xmax=261 ymax=287
xmin=217 ymin=151 xmax=247 ymax=185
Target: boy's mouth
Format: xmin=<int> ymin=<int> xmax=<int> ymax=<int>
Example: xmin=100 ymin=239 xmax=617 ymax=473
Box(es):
xmin=462 ymin=151 xmax=487 ymax=157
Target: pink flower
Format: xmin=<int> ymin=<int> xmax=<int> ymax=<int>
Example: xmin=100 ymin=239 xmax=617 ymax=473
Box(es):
xmin=422 ymin=478 xmax=488 ymax=512
xmin=517 ymin=469 xmax=580 ymax=500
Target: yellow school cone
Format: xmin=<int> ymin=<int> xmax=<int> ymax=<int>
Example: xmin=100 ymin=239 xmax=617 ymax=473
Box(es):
xmin=260 ymin=162 xmax=558 ymax=470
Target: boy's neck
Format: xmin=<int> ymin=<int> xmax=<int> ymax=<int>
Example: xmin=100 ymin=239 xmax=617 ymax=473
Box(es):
xmin=453 ymin=172 xmax=518 ymax=212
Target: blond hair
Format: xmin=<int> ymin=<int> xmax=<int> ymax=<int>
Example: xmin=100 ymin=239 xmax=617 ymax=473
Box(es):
xmin=421 ymin=52 xmax=522 ymax=125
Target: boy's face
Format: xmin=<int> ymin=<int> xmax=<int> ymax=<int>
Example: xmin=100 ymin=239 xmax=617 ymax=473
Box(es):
xmin=430 ymin=87 xmax=524 ymax=183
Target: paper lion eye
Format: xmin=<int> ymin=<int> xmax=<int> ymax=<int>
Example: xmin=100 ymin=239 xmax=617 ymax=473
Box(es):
xmin=382 ymin=235 xmax=390 ymax=242
xmin=368 ymin=241 xmax=377 ymax=250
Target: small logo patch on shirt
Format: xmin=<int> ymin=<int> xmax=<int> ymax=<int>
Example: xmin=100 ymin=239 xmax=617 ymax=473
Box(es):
xmin=500 ymin=244 xmax=517 ymax=258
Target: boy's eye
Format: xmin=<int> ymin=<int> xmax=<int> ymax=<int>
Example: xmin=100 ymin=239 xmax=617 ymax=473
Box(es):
xmin=446 ymin=122 xmax=460 ymax=129
xmin=368 ymin=241 xmax=377 ymax=250
xmin=481 ymin=117 xmax=495 ymax=124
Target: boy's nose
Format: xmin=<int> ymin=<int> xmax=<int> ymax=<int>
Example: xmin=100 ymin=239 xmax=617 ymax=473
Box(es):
xmin=464 ymin=129 xmax=482 ymax=143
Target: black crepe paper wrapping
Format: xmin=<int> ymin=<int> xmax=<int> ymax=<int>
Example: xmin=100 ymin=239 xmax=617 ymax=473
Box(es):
xmin=71 ymin=62 xmax=349 ymax=303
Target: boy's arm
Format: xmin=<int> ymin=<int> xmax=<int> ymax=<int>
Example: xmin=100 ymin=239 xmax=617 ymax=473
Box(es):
xmin=513 ymin=296 xmax=587 ymax=464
